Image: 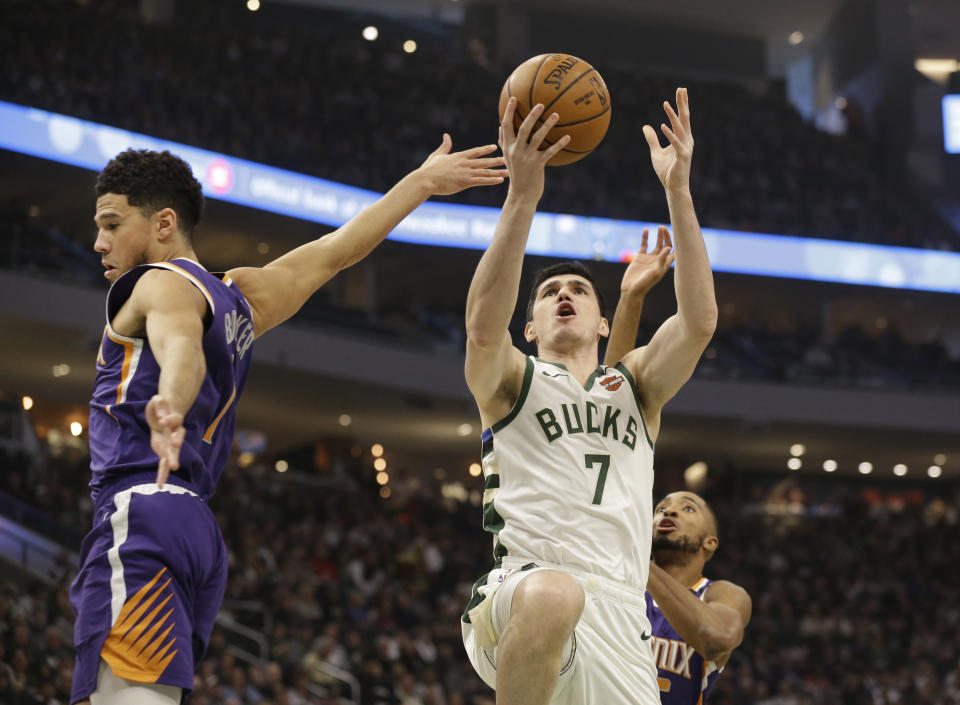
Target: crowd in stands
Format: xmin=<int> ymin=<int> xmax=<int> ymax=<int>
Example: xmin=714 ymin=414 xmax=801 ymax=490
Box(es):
xmin=2 ymin=442 xmax=960 ymax=705
xmin=0 ymin=0 xmax=956 ymax=250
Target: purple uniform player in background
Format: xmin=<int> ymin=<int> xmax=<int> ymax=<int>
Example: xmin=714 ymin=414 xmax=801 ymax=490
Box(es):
xmin=71 ymin=139 xmax=505 ymax=705
xmin=645 ymin=493 xmax=751 ymax=705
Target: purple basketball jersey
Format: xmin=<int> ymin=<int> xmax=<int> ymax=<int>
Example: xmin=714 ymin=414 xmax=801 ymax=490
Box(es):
xmin=646 ymin=578 xmax=722 ymax=705
xmin=88 ymin=258 xmax=253 ymax=503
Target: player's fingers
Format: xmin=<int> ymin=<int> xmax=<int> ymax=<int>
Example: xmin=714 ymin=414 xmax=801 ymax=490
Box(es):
xmin=640 ymin=228 xmax=649 ymax=253
xmin=468 ymin=157 xmax=506 ymax=168
xmin=666 ymin=252 xmax=676 ymax=268
xmin=471 ymin=168 xmax=508 ymax=180
xmin=457 ymin=143 xmax=500 ymax=160
xmin=663 ymin=101 xmax=684 ymax=138
xmin=157 ymin=458 xmax=168 ymax=488
xmin=470 ymin=176 xmax=507 ymax=186
xmin=642 ymin=125 xmax=661 ymax=153
xmin=659 ymin=225 xmax=673 ymax=249
xmin=529 ymin=112 xmax=559 ymax=150
xmin=660 ymin=123 xmax=681 ymax=149
xmin=516 ymin=103 xmax=544 ymax=146
xmin=501 ymin=98 xmax=518 ymax=147
xmin=431 ymin=133 xmax=453 ymax=156
xmin=541 ymin=134 xmax=570 ymax=161
xmin=680 ymin=87 xmax=691 ymax=127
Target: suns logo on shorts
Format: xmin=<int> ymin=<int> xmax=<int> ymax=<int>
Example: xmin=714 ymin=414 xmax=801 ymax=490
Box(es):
xmin=600 ymin=374 xmax=624 ymax=392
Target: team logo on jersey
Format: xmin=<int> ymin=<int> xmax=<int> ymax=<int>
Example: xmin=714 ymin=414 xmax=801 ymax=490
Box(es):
xmin=600 ymin=374 xmax=624 ymax=391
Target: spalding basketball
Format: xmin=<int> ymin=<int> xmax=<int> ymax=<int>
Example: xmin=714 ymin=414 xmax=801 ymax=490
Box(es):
xmin=498 ymin=53 xmax=611 ymax=166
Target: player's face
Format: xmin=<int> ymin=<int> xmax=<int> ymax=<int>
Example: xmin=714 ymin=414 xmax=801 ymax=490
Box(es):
xmin=526 ymin=276 xmax=608 ymax=349
xmin=652 ymin=492 xmax=714 ymax=553
xmin=93 ymin=194 xmax=154 ymax=283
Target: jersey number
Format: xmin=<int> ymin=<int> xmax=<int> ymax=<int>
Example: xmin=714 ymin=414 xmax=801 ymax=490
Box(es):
xmin=584 ymin=453 xmax=610 ymax=505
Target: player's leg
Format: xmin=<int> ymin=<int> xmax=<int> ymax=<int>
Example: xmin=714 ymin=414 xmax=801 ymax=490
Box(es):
xmin=494 ymin=570 xmax=584 ymax=705
xmin=90 ymin=661 xmax=181 ymax=705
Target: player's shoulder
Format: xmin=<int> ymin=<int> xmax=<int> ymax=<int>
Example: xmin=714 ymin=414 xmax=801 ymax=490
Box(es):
xmin=704 ymin=580 xmax=752 ymax=620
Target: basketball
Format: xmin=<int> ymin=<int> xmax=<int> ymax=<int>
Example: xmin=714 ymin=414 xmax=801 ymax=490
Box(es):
xmin=498 ymin=53 xmax=612 ymax=166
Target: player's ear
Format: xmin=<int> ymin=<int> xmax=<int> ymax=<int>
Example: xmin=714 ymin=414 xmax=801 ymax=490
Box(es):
xmin=154 ymin=207 xmax=178 ymax=242
xmin=704 ymin=534 xmax=718 ymax=554
xmin=598 ymin=316 xmax=609 ymax=339
xmin=524 ymin=321 xmax=538 ymax=343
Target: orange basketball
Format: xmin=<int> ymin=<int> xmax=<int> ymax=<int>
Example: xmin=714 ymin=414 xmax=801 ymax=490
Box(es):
xmin=498 ymin=53 xmax=611 ymax=166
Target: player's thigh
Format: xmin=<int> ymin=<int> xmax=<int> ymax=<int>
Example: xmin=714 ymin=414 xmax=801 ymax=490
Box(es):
xmin=496 ymin=568 xmax=584 ymax=640
xmin=90 ymin=661 xmax=181 ymax=705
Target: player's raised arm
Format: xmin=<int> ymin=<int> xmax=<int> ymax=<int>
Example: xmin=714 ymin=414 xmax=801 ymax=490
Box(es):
xmin=602 ymin=226 xmax=674 ymax=367
xmin=621 ymin=88 xmax=717 ymax=433
xmin=464 ymin=99 xmax=570 ymax=424
xmin=124 ymin=269 xmax=209 ymax=487
xmin=227 ymin=135 xmax=505 ymax=339
xmin=646 ymin=562 xmax=751 ymax=663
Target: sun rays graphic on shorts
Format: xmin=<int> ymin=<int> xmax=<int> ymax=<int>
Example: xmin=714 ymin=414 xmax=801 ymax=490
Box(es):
xmin=101 ymin=567 xmax=179 ymax=682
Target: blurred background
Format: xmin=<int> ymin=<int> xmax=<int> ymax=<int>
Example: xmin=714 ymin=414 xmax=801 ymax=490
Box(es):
xmin=1 ymin=0 xmax=959 ymax=703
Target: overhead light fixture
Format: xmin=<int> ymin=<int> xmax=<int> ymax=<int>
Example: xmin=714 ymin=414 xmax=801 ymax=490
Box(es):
xmin=371 ymin=443 xmax=383 ymax=457
xmin=374 ymin=457 xmax=387 ymax=471
xmin=22 ymin=396 xmax=33 ymax=411
xmin=403 ymin=40 xmax=417 ymax=54
xmin=275 ymin=459 xmax=288 ymax=473
xmin=363 ymin=26 xmax=379 ymax=41
xmin=823 ymin=459 xmax=837 ymax=472
xmin=70 ymin=422 xmax=83 ymax=437
xmin=246 ymin=0 xmax=260 ymax=11
xmin=893 ymin=464 xmax=907 ymax=476
xmin=469 ymin=462 xmax=482 ymax=477
xmin=933 ymin=453 xmax=947 ymax=466
xmin=915 ymin=58 xmax=960 ymax=85
xmin=788 ymin=31 xmax=804 ymax=45
xmin=338 ymin=414 xmax=352 ymax=427
xmin=789 ymin=444 xmax=806 ymax=457
xmin=787 ymin=458 xmax=802 ymax=470
xmin=928 ymin=465 xmax=942 ymax=478
xmin=458 ymin=423 xmax=473 ymax=437
xmin=376 ymin=471 xmax=389 ymax=485
xmin=858 ymin=461 xmax=873 ymax=475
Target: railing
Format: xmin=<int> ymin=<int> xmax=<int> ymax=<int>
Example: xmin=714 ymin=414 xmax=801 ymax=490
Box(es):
xmin=0 ymin=514 xmax=78 ymax=585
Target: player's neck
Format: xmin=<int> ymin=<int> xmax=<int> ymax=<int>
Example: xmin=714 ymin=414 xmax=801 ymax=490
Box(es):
xmin=654 ymin=552 xmax=703 ymax=588
xmin=152 ymin=245 xmax=201 ymax=267
xmin=536 ymin=344 xmax=601 ymax=386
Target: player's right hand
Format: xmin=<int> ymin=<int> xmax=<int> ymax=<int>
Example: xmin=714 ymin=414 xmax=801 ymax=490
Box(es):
xmin=620 ymin=226 xmax=675 ymax=301
xmin=146 ymin=394 xmax=185 ymax=489
xmin=499 ymin=97 xmax=571 ymax=201
xmin=416 ymin=134 xmax=506 ymax=196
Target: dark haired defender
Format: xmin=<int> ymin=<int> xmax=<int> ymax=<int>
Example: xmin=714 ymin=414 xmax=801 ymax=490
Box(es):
xmin=460 ymin=88 xmax=717 ymax=705
xmin=72 ymin=140 xmax=504 ymax=705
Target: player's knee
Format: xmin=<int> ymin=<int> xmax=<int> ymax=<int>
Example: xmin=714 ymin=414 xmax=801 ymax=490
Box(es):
xmin=511 ymin=570 xmax=584 ymax=643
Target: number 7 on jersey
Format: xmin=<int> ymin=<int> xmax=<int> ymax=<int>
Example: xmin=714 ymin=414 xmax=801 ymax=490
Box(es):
xmin=585 ymin=453 xmax=611 ymax=505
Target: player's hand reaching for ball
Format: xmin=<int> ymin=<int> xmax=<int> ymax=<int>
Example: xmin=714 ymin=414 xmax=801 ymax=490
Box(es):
xmin=146 ymin=394 xmax=185 ymax=488
xmin=417 ymin=134 xmax=506 ymax=196
xmin=499 ymin=97 xmax=571 ymax=201
xmin=620 ymin=225 xmax=675 ymax=302
xmin=644 ymin=87 xmax=693 ymax=195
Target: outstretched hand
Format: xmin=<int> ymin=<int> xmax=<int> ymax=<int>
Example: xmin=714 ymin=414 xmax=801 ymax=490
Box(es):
xmin=621 ymin=225 xmax=675 ymax=300
xmin=643 ymin=87 xmax=693 ymax=194
xmin=146 ymin=394 xmax=185 ymax=488
xmin=499 ymin=97 xmax=571 ymax=201
xmin=418 ymin=134 xmax=506 ymax=196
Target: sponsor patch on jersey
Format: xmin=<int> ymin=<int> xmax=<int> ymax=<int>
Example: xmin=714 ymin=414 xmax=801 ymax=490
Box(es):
xmin=600 ymin=374 xmax=624 ymax=391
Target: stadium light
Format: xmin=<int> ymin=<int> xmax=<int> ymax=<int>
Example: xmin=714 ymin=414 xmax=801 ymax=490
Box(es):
xmin=788 ymin=31 xmax=804 ymax=45
xmin=338 ymin=414 xmax=352 ymax=427
xmin=789 ymin=444 xmax=806 ymax=457
xmin=22 ymin=396 xmax=33 ymax=411
xmin=363 ymin=26 xmax=378 ymax=41
xmin=379 ymin=487 xmax=391 ymax=498
xmin=893 ymin=464 xmax=908 ymax=476
xmin=403 ymin=40 xmax=417 ymax=54
xmin=70 ymin=422 xmax=83 ymax=437
xmin=371 ymin=443 xmax=383 ymax=457
xmin=469 ymin=463 xmax=482 ymax=477
xmin=858 ymin=461 xmax=873 ymax=475
xmin=246 ymin=0 xmax=260 ymax=11
xmin=787 ymin=458 xmax=802 ymax=470
xmin=927 ymin=465 xmax=942 ymax=478
xmin=823 ymin=459 xmax=837 ymax=472
xmin=933 ymin=453 xmax=947 ymax=465
xmin=458 ymin=423 xmax=473 ymax=437
xmin=374 ymin=457 xmax=387 ymax=471
xmin=275 ymin=459 xmax=288 ymax=472
xmin=376 ymin=471 xmax=389 ymax=485
xmin=52 ymin=364 xmax=71 ymax=378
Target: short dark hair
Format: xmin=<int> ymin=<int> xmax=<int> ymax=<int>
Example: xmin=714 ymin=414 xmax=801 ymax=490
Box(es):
xmin=96 ymin=149 xmax=204 ymax=237
xmin=525 ymin=261 xmax=606 ymax=321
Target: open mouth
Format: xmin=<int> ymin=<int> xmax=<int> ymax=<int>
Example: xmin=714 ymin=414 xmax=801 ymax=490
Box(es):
xmin=556 ymin=301 xmax=576 ymax=319
xmin=102 ymin=263 xmax=117 ymax=278
xmin=657 ymin=518 xmax=678 ymax=533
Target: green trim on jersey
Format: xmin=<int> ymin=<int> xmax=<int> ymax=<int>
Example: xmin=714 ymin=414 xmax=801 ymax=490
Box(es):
xmin=614 ymin=362 xmax=655 ymax=451
xmin=482 ymin=474 xmax=505 ymax=533
xmin=490 ymin=356 xmax=535 ymax=433
xmin=462 ymin=570 xmax=490 ymax=623
xmin=535 ymin=357 xmax=568 ymax=371
xmin=583 ymin=365 xmax=605 ymax=392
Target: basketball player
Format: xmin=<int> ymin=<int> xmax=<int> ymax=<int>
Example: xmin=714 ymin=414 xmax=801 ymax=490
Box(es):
xmin=461 ymin=86 xmax=717 ymax=705
xmin=603 ymin=244 xmax=751 ymax=705
xmin=71 ymin=138 xmax=504 ymax=705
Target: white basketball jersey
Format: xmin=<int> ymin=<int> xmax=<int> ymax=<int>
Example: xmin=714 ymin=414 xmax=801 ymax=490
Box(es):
xmin=479 ymin=356 xmax=655 ymax=587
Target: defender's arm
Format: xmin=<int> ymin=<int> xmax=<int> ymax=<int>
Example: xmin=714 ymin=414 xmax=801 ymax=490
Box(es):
xmin=647 ymin=563 xmax=751 ymax=664
xmin=228 ymin=136 xmax=504 ymax=338
xmin=602 ymin=226 xmax=674 ymax=367
xmin=127 ymin=269 xmax=208 ymax=486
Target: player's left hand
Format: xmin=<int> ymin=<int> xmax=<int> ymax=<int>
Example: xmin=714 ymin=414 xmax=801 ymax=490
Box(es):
xmin=643 ymin=87 xmax=693 ymax=194
xmin=621 ymin=225 xmax=675 ymax=301
xmin=146 ymin=394 xmax=185 ymax=488
xmin=417 ymin=134 xmax=506 ymax=196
